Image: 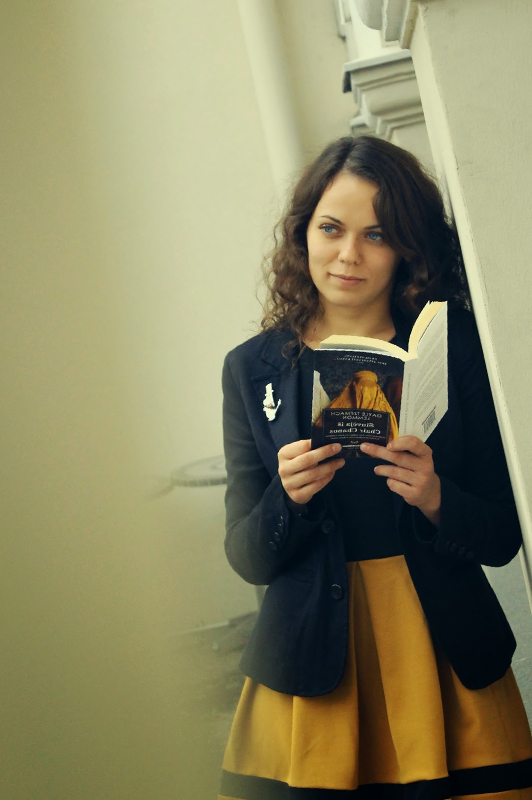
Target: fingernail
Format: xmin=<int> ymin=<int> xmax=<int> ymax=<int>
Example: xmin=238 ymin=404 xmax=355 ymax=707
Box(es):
xmin=360 ymin=443 xmax=369 ymax=452
xmin=332 ymin=443 xmax=342 ymax=452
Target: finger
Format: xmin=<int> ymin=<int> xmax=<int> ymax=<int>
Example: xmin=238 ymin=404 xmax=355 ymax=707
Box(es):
xmin=358 ymin=441 xmax=391 ymax=460
xmin=360 ymin=441 xmax=427 ymax=470
xmin=372 ymin=449 xmax=420 ymax=471
xmin=373 ymin=450 xmax=423 ymax=471
xmin=283 ymin=442 xmax=342 ymax=474
xmin=312 ymin=442 xmax=343 ymax=464
xmin=279 ymin=440 xmax=340 ymax=464
xmin=359 ymin=441 xmax=412 ymax=465
xmin=387 ymin=435 xmax=430 ymax=457
xmin=385 ymin=478 xmax=416 ymax=500
xmin=374 ymin=464 xmax=421 ymax=485
xmin=279 ymin=439 xmax=312 ymax=459
xmin=282 ymin=458 xmax=345 ymax=489
xmin=288 ymin=471 xmax=337 ymax=505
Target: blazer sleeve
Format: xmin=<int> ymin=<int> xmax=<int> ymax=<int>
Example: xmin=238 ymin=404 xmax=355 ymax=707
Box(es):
xmin=222 ymin=351 xmax=326 ymax=585
xmin=412 ymin=310 xmax=522 ymax=567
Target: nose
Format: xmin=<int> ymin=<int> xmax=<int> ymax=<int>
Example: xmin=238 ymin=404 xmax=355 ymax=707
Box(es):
xmin=338 ymin=235 xmax=361 ymax=265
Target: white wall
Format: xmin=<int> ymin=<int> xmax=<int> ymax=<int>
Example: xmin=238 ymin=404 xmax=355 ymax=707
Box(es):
xmin=410 ymin=0 xmax=532 ymax=574
xmin=390 ymin=122 xmax=434 ymax=173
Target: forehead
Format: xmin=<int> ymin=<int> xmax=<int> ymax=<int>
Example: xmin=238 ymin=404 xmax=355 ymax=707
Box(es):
xmin=314 ymin=172 xmax=379 ymax=220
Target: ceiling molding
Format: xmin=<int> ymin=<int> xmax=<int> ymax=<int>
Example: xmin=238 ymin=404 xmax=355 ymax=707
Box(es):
xmin=343 ymin=50 xmax=424 ymax=140
xmin=353 ymin=0 xmax=418 ymax=48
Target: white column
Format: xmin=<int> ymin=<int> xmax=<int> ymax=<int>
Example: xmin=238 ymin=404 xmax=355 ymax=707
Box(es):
xmin=236 ymin=0 xmax=303 ymax=194
xmin=409 ymin=0 xmax=532 ymax=601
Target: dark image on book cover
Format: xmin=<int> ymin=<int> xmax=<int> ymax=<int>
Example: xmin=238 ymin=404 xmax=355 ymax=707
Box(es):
xmin=312 ymin=351 xmax=404 ymax=457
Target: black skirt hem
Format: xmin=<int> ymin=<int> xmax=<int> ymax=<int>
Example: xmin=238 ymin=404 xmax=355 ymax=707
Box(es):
xmin=221 ymin=758 xmax=532 ymax=799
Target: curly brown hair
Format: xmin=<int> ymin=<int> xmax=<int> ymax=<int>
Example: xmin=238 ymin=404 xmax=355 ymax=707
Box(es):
xmin=261 ymin=135 xmax=470 ymax=344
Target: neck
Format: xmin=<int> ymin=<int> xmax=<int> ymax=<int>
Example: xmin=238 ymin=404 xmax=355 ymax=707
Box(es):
xmin=308 ymin=303 xmax=396 ymax=343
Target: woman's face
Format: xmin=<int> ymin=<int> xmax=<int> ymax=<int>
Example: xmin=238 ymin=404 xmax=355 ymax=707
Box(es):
xmin=306 ymin=172 xmax=400 ymax=319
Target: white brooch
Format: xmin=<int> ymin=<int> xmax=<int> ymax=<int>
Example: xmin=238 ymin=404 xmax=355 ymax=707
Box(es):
xmin=263 ymin=382 xmax=281 ymax=421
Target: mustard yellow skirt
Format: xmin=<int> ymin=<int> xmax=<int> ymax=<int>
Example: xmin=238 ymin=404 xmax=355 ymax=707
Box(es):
xmin=220 ymin=556 xmax=532 ymax=800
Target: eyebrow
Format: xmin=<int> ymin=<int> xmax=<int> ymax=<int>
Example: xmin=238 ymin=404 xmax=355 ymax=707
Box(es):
xmin=318 ymin=215 xmax=381 ymax=230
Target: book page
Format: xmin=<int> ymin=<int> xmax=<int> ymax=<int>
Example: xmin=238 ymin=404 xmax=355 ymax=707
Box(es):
xmin=320 ymin=336 xmax=408 ymax=361
xmin=408 ymin=304 xmax=448 ymax=441
xmin=407 ymin=300 xmax=445 ymax=356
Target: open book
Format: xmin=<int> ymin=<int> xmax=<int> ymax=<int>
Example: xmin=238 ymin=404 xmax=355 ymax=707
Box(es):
xmin=311 ymin=301 xmax=448 ymax=457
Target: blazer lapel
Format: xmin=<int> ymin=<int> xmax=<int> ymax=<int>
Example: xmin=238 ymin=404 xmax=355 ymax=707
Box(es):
xmin=250 ymin=330 xmax=302 ymax=453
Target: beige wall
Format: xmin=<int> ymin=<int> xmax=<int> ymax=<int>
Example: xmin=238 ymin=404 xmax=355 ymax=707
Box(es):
xmin=12 ymin=0 xmax=532 ymax=793
xmin=61 ymin=0 xmax=298 ymax=631
xmin=111 ymin=0 xmax=355 ymax=631
xmin=1 ymin=3 xmax=190 ymax=795
xmin=1 ymin=4 xmax=359 ymax=792
xmin=0 ymin=0 xmax=276 ymax=794
xmin=1 ymin=0 xmax=284 ymax=793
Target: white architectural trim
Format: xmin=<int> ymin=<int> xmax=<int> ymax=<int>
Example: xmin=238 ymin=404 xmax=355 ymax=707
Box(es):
xmin=353 ymin=0 xmax=418 ymax=47
xmin=411 ymin=11 xmax=532 ymax=605
xmin=343 ymin=51 xmax=424 ymax=140
xmin=342 ymin=49 xmax=413 ymax=91
xmin=236 ymin=0 xmax=303 ymax=194
xmin=353 ymin=0 xmax=382 ymax=31
xmin=334 ymin=0 xmax=358 ymax=62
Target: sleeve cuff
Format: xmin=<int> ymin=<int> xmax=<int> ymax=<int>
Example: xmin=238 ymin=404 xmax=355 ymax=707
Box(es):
xmin=411 ymin=475 xmax=477 ymax=562
xmin=284 ymin=490 xmax=327 ymax=522
xmin=411 ymin=506 xmax=438 ymax=543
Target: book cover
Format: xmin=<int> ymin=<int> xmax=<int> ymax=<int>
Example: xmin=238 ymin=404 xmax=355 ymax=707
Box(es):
xmin=311 ymin=301 xmax=448 ymax=457
xmin=312 ymin=350 xmax=404 ymax=457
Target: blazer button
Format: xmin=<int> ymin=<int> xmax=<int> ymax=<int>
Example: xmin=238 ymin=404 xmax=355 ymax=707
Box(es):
xmin=321 ymin=519 xmax=336 ymax=535
xmin=330 ymin=584 xmax=344 ymax=600
xmin=449 ymin=542 xmax=457 ymax=553
xmin=272 ymin=531 xmax=282 ymax=543
xmin=465 ymin=550 xmax=475 ymax=560
xmin=267 ymin=540 xmax=278 ymax=552
xmin=458 ymin=546 xmax=466 ymax=557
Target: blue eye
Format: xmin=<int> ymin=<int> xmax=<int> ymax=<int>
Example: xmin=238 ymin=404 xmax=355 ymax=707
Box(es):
xmin=320 ymin=224 xmax=337 ymax=234
xmin=367 ymin=231 xmax=384 ymax=242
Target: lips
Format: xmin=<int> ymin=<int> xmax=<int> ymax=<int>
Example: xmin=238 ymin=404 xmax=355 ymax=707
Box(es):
xmin=329 ymin=273 xmax=365 ymax=285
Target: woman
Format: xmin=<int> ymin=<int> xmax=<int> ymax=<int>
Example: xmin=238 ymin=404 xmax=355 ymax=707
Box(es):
xmin=219 ymin=136 xmax=532 ymax=800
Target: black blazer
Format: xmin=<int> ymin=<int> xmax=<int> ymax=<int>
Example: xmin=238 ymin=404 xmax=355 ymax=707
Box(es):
xmin=221 ymin=309 xmax=522 ymax=695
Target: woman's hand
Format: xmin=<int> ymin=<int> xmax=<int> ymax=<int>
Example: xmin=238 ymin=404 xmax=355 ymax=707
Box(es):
xmin=360 ymin=435 xmax=441 ymax=526
xmin=278 ymin=440 xmax=345 ymax=506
